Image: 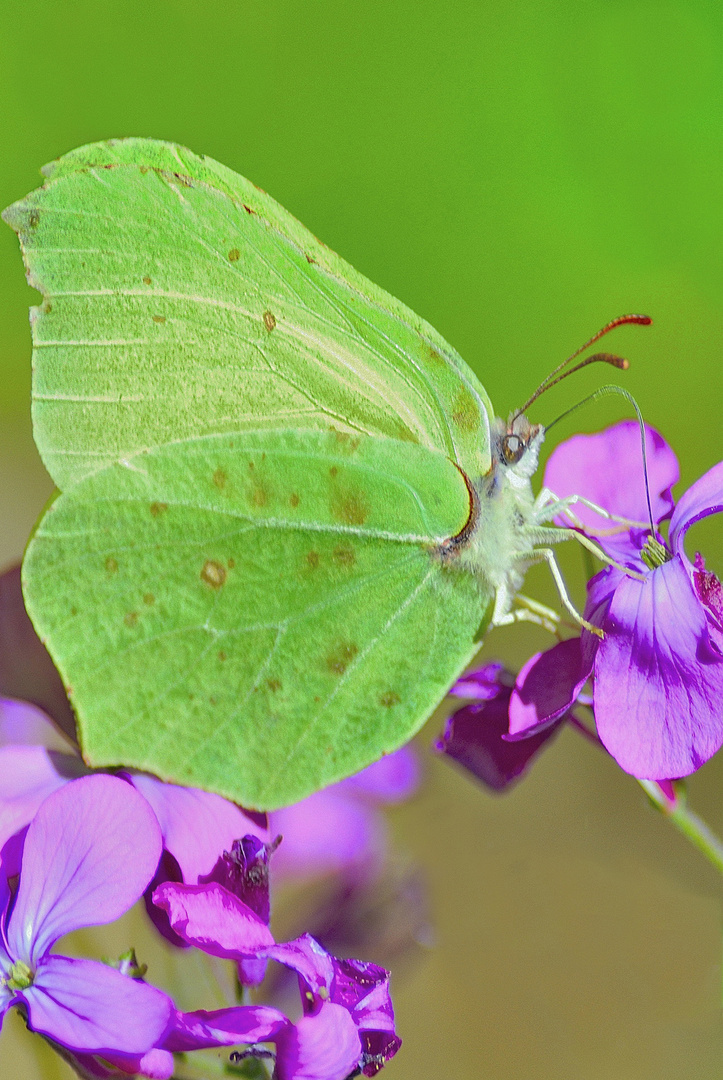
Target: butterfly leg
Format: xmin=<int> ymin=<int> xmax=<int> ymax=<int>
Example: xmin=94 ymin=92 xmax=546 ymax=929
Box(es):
xmin=497 ymin=594 xmax=561 ymax=635
xmin=533 ymin=489 xmax=647 ymax=532
xmin=527 ymin=547 xmax=605 ymax=637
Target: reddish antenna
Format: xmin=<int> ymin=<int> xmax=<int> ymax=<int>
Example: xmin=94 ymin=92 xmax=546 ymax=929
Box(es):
xmin=511 ymin=314 xmax=652 ymax=422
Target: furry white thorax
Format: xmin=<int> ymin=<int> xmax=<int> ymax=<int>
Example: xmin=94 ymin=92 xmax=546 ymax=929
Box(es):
xmin=457 ymin=417 xmax=560 ymax=624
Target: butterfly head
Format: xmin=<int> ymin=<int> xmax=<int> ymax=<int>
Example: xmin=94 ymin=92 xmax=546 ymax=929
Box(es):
xmin=491 ymin=414 xmax=545 ymax=485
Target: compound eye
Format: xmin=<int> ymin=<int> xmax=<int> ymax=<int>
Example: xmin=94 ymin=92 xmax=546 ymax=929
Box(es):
xmin=501 ymin=433 xmax=525 ymax=465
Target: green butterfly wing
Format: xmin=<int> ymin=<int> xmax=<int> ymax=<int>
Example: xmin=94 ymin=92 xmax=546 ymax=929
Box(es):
xmin=3 ymin=138 xmax=493 ymax=491
xmin=23 ymin=430 xmax=490 ymax=807
xmin=4 ymin=139 xmax=495 ymax=808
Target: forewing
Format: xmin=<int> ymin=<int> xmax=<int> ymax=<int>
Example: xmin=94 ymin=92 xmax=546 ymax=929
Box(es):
xmin=3 ymin=138 xmax=493 ymax=492
xmin=22 ymin=430 xmax=490 ymax=809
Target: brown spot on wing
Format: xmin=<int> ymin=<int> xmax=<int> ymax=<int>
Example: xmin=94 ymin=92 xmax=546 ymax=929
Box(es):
xmin=228 ymin=248 xmax=240 ymax=262
xmin=201 ymin=560 xmax=227 ymax=589
xmin=331 ymin=489 xmax=370 ymax=526
xmin=143 ymin=593 xmax=155 ymax=606
xmin=213 ymin=468 xmax=227 ymax=490
xmin=105 ymin=556 xmax=118 ymax=575
xmin=143 ymin=275 xmax=152 ymax=285
xmin=218 ymin=650 xmax=227 ymax=662
xmin=379 ymin=690 xmax=401 ymax=707
xmin=124 ymin=611 xmax=138 ymax=628
xmin=152 ymin=314 xmax=166 ymax=324
xmin=267 ymin=679 xmax=282 ymax=693
xmin=28 ymin=209 xmax=40 ymax=229
xmin=306 ymin=551 xmax=320 ymax=569
xmin=452 ymin=388 xmax=481 ymax=432
xmin=252 ymin=486 xmax=268 ymax=507
xmin=290 ymin=492 xmax=300 ymax=508
xmin=333 ymin=546 xmax=356 ymax=567
xmin=263 ymin=310 xmax=277 ymax=332
xmin=326 ymin=641 xmax=359 ymax=675
xmin=150 ymin=502 xmax=168 ymax=518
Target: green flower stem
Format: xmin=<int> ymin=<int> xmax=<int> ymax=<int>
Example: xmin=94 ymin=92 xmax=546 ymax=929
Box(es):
xmin=637 ymin=779 xmax=723 ymax=876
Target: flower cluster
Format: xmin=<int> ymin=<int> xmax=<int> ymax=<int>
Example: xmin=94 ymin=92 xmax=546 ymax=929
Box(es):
xmin=0 ymin=697 xmax=407 ymax=1078
xmin=437 ymin=421 xmax=723 ymax=788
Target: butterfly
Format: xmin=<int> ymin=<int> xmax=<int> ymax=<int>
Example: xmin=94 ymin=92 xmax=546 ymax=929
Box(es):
xmin=3 ymin=139 xmax=638 ymax=809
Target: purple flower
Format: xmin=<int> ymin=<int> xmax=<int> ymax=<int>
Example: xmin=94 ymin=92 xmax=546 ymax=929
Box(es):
xmin=0 ymin=775 xmax=172 ymax=1056
xmin=435 ymin=662 xmax=568 ymax=791
xmin=153 ymin=880 xmax=401 ymax=1079
xmin=545 ymin=422 xmax=723 ymax=779
xmin=0 ymin=699 xmax=267 ymax=942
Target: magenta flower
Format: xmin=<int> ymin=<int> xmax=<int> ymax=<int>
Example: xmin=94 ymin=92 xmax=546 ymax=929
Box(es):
xmin=0 ymin=698 xmax=267 ymax=942
xmin=0 ymin=775 xmax=172 ymax=1056
xmin=544 ymin=422 xmax=723 ymax=779
xmin=153 ymin=880 xmax=401 ymax=1079
xmin=435 ymin=662 xmax=568 ymax=791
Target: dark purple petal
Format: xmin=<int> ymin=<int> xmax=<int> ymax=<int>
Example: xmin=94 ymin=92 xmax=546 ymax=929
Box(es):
xmin=507 ymin=638 xmax=587 ymax=738
xmin=361 ymin=1030 xmax=402 ymax=1076
xmin=142 ymin=850 xmax=188 ymax=949
xmin=164 ymin=1004 xmax=288 ymax=1052
xmin=274 ymin=1001 xmax=362 ymax=1080
xmin=450 ymin=662 xmax=512 ymax=700
xmin=670 ymin=461 xmax=723 ymax=554
xmin=270 ymin=790 xmax=382 ymax=881
xmin=152 ymin=881 xmax=274 ymax=959
xmin=0 ymin=566 xmax=77 ymax=743
xmin=693 ymin=554 xmax=723 ymax=652
xmin=337 ymin=747 xmax=420 ymax=803
xmin=435 ymin=680 xmax=561 ymax=792
xmin=327 ymin=956 xmax=393 ymax=1025
xmin=128 ymin=773 xmax=267 ymax=884
xmin=200 ymin=835 xmax=277 ymax=923
xmin=544 ymin=422 xmax=679 ymax=560
xmin=594 ymin=556 xmax=723 ymax=777
xmin=23 ymin=955 xmax=171 ymax=1054
xmin=7 ymin=775 xmax=162 ymax=964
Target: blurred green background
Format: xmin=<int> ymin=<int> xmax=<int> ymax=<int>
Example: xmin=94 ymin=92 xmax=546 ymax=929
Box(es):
xmin=1 ymin=1 xmax=722 ymax=1076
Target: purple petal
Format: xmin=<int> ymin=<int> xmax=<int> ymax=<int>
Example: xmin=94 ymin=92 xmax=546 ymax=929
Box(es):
xmin=670 ymin=461 xmax=723 ymax=552
xmin=66 ymin=1047 xmax=175 ymax=1079
xmin=337 ymin=747 xmax=420 ymax=803
xmin=152 ymin=881 xmax=274 ymax=959
xmin=435 ymin=681 xmax=561 ymax=792
xmin=266 ymin=934 xmax=335 ymax=999
xmin=270 ymin=791 xmax=382 ymax=881
xmin=0 ymin=566 xmax=77 ymax=742
xmin=165 ymin=1004 xmax=288 ymax=1052
xmin=544 ymin=422 xmax=679 ymax=558
xmin=23 ymin=955 xmax=171 ymax=1054
xmin=361 ymin=1030 xmax=402 ymax=1076
xmin=327 ymin=956 xmax=393 ymax=1024
xmin=0 ymin=745 xmax=70 ymax=851
xmin=200 ymin=835 xmax=277 ymax=923
xmin=693 ymin=554 xmax=723 ymax=651
xmin=128 ymin=773 xmax=267 ymax=884
xmin=275 ymin=1002 xmax=362 ymax=1080
xmin=7 ymin=775 xmax=162 ymax=964
xmin=507 ymin=638 xmax=587 ymax=738
xmin=594 ymin=556 xmax=723 ymax=777
xmin=0 ymin=698 xmax=74 ymax=751
xmin=450 ymin=662 xmax=511 ymax=700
